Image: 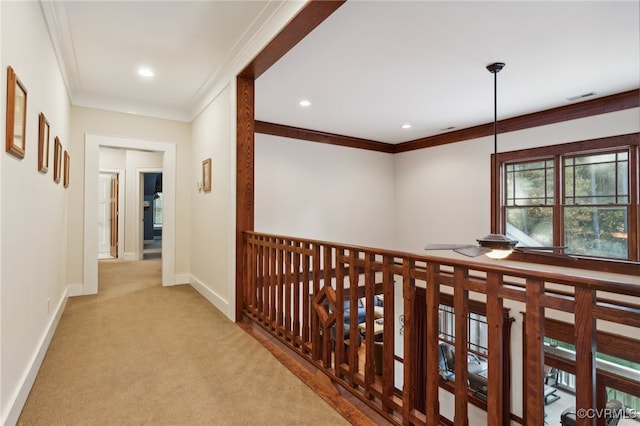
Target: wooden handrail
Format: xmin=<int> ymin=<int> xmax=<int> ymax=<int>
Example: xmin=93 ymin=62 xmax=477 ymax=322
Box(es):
xmin=242 ymin=231 xmax=640 ymax=425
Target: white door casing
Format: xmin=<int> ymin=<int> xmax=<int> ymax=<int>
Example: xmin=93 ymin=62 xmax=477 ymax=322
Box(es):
xmin=84 ymin=134 xmax=176 ymax=294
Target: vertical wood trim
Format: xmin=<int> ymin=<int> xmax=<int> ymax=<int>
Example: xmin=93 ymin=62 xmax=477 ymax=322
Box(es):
xmin=311 ymin=244 xmax=322 ymax=361
xmin=381 ymin=255 xmax=395 ymax=412
xmin=486 ymin=272 xmax=504 ymax=425
xmin=302 ymin=242 xmax=311 ymax=346
xmin=284 ymin=239 xmax=292 ymax=336
xmin=402 ymin=259 xmax=416 ymax=425
xmin=575 ymin=287 xmax=597 ymax=426
xmin=425 ymin=263 xmax=440 ymax=424
xmin=350 ymin=249 xmax=360 ymax=386
xmin=364 ymin=253 xmax=376 ymax=394
xmin=453 ymin=268 xmax=469 ymax=426
xmin=524 ymin=279 xmax=545 ymax=426
xmin=236 ymin=76 xmax=255 ymax=322
xmin=335 ymin=248 xmax=346 ymax=376
xmin=292 ymin=241 xmax=301 ymax=343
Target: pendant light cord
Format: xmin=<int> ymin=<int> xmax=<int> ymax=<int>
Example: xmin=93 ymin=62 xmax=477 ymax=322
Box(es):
xmin=486 ymin=62 xmax=505 ymax=233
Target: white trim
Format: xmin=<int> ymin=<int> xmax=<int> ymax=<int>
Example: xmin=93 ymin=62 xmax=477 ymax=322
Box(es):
xmin=2 ymin=287 xmax=70 ymax=426
xmin=83 ymin=134 xmax=177 ymax=294
xmin=189 ymin=274 xmax=230 ymax=317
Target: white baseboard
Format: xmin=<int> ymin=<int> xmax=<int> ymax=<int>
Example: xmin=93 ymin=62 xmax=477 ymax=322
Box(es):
xmin=189 ymin=275 xmax=230 ymax=319
xmin=2 ymin=287 xmax=70 ymax=426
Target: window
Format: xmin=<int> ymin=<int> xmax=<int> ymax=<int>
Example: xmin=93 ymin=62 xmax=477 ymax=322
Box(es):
xmin=496 ymin=133 xmax=639 ymax=269
xmin=153 ymin=192 xmax=163 ymax=227
xmin=438 ymin=304 xmax=488 ymax=357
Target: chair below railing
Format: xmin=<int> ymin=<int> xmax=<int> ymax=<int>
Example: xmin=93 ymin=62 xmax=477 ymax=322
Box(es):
xmin=242 ymin=231 xmax=640 ymax=425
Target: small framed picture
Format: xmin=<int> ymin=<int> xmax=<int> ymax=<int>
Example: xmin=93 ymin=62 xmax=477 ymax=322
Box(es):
xmin=63 ymin=150 xmax=70 ymax=188
xmin=38 ymin=113 xmax=50 ymax=173
xmin=53 ymin=137 xmax=62 ymax=183
xmin=202 ymin=158 xmax=212 ymax=192
xmin=5 ymin=66 xmax=28 ymax=159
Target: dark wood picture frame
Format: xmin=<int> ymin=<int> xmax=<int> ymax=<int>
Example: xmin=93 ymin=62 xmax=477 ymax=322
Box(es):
xmin=63 ymin=150 xmax=70 ymax=188
xmin=5 ymin=66 xmax=27 ymax=159
xmin=53 ymin=137 xmax=62 ymax=183
xmin=202 ymin=158 xmax=212 ymax=192
xmin=38 ymin=113 xmax=50 ymax=172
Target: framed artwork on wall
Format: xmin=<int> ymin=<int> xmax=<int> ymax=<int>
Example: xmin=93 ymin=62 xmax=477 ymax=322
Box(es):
xmin=38 ymin=113 xmax=50 ymax=172
xmin=202 ymin=158 xmax=212 ymax=192
xmin=53 ymin=137 xmax=62 ymax=183
xmin=63 ymin=150 xmax=70 ymax=188
xmin=5 ymin=66 xmax=28 ymax=159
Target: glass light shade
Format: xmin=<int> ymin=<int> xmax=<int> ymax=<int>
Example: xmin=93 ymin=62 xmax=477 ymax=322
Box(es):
xmin=485 ymin=249 xmax=513 ymax=260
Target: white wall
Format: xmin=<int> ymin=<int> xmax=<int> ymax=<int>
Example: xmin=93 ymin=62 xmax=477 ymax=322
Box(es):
xmin=0 ymin=2 xmax=71 ymax=424
xmin=255 ymin=134 xmax=396 ymax=249
xmin=189 ymin=86 xmax=234 ymax=316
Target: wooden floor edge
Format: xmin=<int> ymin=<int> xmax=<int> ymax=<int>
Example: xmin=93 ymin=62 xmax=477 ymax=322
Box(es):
xmin=238 ymin=320 xmax=388 ymax=426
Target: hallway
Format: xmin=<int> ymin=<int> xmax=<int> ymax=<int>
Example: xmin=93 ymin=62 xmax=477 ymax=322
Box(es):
xmin=18 ymin=259 xmax=349 ymax=425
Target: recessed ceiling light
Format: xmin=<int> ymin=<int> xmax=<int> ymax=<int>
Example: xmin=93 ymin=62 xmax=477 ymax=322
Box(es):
xmin=299 ymin=100 xmax=311 ymax=107
xmin=137 ymin=67 xmax=155 ymax=78
xmin=401 ymin=123 xmax=412 ymax=129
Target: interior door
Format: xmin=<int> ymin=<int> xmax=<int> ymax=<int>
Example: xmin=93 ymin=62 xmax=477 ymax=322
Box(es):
xmin=110 ymin=174 xmax=119 ymax=258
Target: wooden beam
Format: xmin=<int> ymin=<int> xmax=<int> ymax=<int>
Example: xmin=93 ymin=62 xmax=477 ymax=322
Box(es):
xmin=239 ymin=1 xmax=346 ymax=79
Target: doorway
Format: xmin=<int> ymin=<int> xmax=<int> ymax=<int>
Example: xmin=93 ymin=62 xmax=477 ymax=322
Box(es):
xmin=84 ymin=134 xmax=177 ymax=295
xmin=142 ymin=172 xmax=163 ymax=260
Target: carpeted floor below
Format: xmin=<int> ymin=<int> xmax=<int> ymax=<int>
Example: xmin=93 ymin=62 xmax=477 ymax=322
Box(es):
xmin=17 ymin=259 xmax=351 ymax=425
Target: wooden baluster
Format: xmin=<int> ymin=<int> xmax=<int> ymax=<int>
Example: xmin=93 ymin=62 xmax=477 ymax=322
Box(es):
xmin=486 ymin=272 xmax=504 ymax=425
xmin=524 ymin=278 xmax=545 ymax=426
xmin=284 ymin=239 xmax=292 ymax=338
xmin=276 ymin=238 xmax=284 ymax=331
xmin=311 ymin=244 xmax=322 ymax=361
xmin=364 ymin=253 xmax=376 ymax=397
xmin=381 ymin=254 xmax=395 ymax=413
xmin=269 ymin=237 xmax=276 ymax=330
xmin=302 ymin=243 xmax=311 ymax=348
xmin=402 ymin=258 xmax=415 ymax=425
xmin=293 ymin=241 xmax=301 ymax=346
xmin=335 ymin=248 xmax=345 ymax=375
xmin=425 ymin=262 xmax=440 ymax=424
xmin=453 ymin=267 xmax=469 ymax=426
xmin=575 ymin=287 xmax=597 ymax=426
xmin=348 ymin=250 xmax=359 ymax=385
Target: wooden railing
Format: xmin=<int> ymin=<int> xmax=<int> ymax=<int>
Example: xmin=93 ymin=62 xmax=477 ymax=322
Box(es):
xmin=241 ymin=231 xmax=640 ymax=425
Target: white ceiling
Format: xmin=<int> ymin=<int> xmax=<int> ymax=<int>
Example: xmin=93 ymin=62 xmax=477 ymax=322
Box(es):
xmin=41 ymin=0 xmax=280 ymax=121
xmin=43 ymin=1 xmax=639 ymax=143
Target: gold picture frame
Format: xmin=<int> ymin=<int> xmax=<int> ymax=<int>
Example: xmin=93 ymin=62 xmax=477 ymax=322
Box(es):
xmin=63 ymin=150 xmax=70 ymax=188
xmin=5 ymin=66 xmax=27 ymax=159
xmin=53 ymin=137 xmax=62 ymax=183
xmin=202 ymin=158 xmax=212 ymax=193
xmin=38 ymin=113 xmax=50 ymax=172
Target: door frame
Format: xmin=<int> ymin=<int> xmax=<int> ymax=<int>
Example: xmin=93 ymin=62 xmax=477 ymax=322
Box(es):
xmin=99 ymin=169 xmax=125 ymax=259
xmin=84 ymin=134 xmax=177 ymax=294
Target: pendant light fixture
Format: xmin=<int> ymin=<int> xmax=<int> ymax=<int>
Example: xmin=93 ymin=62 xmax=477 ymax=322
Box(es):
xmin=477 ymin=62 xmax=518 ymax=259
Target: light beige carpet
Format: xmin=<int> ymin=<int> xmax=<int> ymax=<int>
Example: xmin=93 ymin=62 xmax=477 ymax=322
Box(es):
xmin=18 ymin=259 xmax=350 ymax=426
